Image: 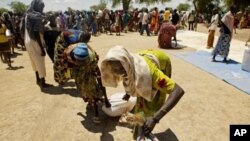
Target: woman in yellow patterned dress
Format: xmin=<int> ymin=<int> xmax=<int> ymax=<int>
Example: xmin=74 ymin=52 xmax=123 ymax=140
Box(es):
xmin=101 ymin=46 xmax=184 ymax=139
xmin=63 ymin=42 xmax=110 ymax=123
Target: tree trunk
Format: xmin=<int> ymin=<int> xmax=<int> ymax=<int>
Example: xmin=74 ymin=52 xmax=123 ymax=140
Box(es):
xmin=193 ymin=0 xmax=198 ymax=12
xmin=122 ymin=0 xmax=131 ymax=11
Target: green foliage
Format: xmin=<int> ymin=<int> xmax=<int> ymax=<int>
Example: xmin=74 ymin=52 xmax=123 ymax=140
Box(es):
xmin=8 ymin=1 xmax=27 ymax=14
xmin=223 ymin=0 xmax=250 ymax=11
xmin=0 ymin=8 xmax=9 ymax=16
xmin=134 ymin=0 xmax=170 ymax=5
xmin=67 ymin=7 xmax=74 ymax=13
xmin=188 ymin=0 xmax=250 ymax=13
xmin=177 ymin=3 xmax=190 ymax=12
xmin=90 ymin=2 xmax=107 ymax=11
xmin=101 ymin=0 xmax=171 ymax=11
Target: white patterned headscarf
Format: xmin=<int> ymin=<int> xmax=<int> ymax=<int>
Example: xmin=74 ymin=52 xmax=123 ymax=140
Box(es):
xmin=101 ymin=46 xmax=156 ymax=101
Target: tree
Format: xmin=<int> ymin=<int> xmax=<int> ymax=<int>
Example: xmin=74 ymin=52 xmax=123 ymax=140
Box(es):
xmin=223 ymin=0 xmax=250 ymax=11
xmin=188 ymin=0 xmax=250 ymax=13
xmin=101 ymin=0 xmax=171 ymax=11
xmin=90 ymin=2 xmax=107 ymax=11
xmin=0 ymin=8 xmax=9 ymax=16
xmin=8 ymin=1 xmax=27 ymax=14
xmin=177 ymin=3 xmax=190 ymax=12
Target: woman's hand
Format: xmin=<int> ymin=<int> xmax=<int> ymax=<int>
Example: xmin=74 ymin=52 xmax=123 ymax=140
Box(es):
xmin=122 ymin=93 xmax=130 ymax=101
xmin=143 ymin=117 xmax=157 ymax=136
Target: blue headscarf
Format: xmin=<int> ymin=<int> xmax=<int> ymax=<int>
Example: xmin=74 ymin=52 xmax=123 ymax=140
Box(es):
xmin=63 ymin=29 xmax=83 ymax=45
xmin=72 ymin=43 xmax=89 ymax=60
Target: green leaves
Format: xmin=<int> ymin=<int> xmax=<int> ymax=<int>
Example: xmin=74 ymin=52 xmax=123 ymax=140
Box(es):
xmin=8 ymin=1 xmax=28 ymax=14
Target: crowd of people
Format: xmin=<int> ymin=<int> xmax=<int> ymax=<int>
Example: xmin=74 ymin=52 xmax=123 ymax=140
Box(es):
xmin=0 ymin=5 xmax=197 ymax=67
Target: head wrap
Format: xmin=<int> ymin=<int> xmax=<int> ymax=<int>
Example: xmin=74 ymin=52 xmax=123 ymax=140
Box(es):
xmin=63 ymin=29 xmax=82 ymax=45
xmin=101 ymin=46 xmax=156 ymax=102
xmin=72 ymin=43 xmax=89 ymax=60
xmin=26 ymin=0 xmax=45 ymax=40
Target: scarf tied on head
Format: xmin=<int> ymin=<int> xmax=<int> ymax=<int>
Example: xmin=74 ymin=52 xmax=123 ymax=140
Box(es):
xmin=101 ymin=46 xmax=156 ymax=102
xmin=26 ymin=0 xmax=45 ymax=40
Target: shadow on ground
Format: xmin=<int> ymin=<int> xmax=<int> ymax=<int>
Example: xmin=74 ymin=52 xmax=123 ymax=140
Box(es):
xmin=42 ymin=81 xmax=81 ymax=98
xmin=212 ymin=59 xmax=240 ymax=64
xmin=155 ymin=128 xmax=179 ymax=141
xmin=77 ymin=104 xmax=120 ymax=141
xmin=77 ymin=104 xmax=179 ymax=141
xmin=6 ymin=66 xmax=24 ymax=70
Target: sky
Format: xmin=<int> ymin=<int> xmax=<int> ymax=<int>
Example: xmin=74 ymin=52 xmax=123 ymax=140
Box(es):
xmin=0 ymin=0 xmax=191 ymax=12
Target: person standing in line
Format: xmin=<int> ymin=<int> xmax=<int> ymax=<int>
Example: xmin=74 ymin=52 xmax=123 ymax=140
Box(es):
xmin=44 ymin=13 xmax=61 ymax=63
xmin=212 ymin=6 xmax=237 ymax=63
xmin=122 ymin=11 xmax=131 ymax=33
xmin=180 ymin=12 xmax=187 ymax=29
xmin=188 ymin=10 xmax=195 ymax=30
xmin=114 ymin=11 xmax=122 ymax=36
xmin=163 ymin=8 xmax=171 ymax=22
xmin=171 ymin=9 xmax=180 ymax=41
xmin=149 ymin=7 xmax=159 ymax=35
xmin=171 ymin=9 xmax=180 ymax=26
xmin=140 ymin=9 xmax=150 ymax=36
xmin=137 ymin=9 xmax=143 ymax=33
xmin=25 ymin=0 xmax=52 ymax=90
xmin=207 ymin=9 xmax=219 ymax=49
xmin=0 ymin=19 xmax=12 ymax=68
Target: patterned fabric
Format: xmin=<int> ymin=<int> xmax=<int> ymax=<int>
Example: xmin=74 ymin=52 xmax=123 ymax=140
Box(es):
xmin=138 ymin=49 xmax=171 ymax=75
xmin=0 ymin=24 xmax=8 ymax=43
xmin=134 ymin=50 xmax=175 ymax=140
xmin=53 ymin=33 xmax=71 ymax=84
xmin=53 ymin=29 xmax=87 ymax=80
xmin=212 ymin=26 xmax=232 ymax=58
xmin=0 ymin=24 xmax=11 ymax=52
xmin=134 ymin=50 xmax=175 ymax=117
xmin=68 ymin=45 xmax=103 ymax=102
xmin=158 ymin=22 xmax=176 ymax=48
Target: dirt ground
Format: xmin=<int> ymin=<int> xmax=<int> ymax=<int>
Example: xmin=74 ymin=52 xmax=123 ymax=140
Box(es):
xmin=0 ymin=26 xmax=249 ymax=141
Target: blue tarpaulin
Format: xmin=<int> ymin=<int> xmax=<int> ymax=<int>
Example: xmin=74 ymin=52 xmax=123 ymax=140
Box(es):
xmin=174 ymin=51 xmax=250 ymax=95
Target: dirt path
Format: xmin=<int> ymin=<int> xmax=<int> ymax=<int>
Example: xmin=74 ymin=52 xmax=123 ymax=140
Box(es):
xmin=0 ymin=31 xmax=249 ymax=141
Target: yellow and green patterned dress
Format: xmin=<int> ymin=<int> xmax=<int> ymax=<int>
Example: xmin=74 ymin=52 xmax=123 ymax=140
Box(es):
xmin=73 ymin=51 xmax=104 ymax=102
xmin=53 ymin=33 xmax=72 ymax=84
xmin=133 ymin=49 xmax=175 ymax=138
xmin=64 ymin=44 xmax=104 ymax=103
